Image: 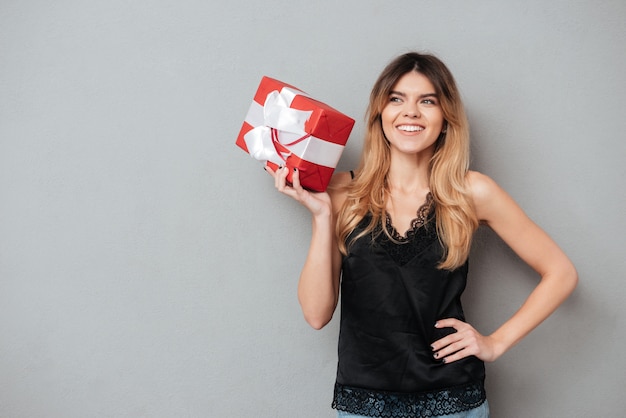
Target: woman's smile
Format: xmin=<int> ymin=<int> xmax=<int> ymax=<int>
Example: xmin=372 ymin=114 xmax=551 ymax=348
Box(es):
xmin=396 ymin=124 xmax=425 ymax=133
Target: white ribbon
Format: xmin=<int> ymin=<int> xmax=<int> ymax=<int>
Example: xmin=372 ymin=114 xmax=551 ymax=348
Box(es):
xmin=243 ymin=87 xmax=345 ymax=168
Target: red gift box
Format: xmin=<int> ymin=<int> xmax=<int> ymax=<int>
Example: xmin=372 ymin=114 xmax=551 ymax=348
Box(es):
xmin=236 ymin=76 xmax=355 ymax=192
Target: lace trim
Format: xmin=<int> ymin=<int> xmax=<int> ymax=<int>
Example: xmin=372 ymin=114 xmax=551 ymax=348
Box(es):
xmin=332 ymin=381 xmax=486 ymax=418
xmin=377 ymin=193 xmax=436 ymax=266
xmin=385 ymin=192 xmax=434 ymax=242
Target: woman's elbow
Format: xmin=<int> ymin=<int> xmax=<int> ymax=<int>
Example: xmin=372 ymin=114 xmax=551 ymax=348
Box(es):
xmin=558 ymin=260 xmax=579 ymax=297
xmin=304 ymin=312 xmax=334 ymax=330
xmin=566 ymin=264 xmax=579 ymax=294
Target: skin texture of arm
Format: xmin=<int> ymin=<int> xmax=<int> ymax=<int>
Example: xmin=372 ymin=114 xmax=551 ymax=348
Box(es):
xmin=431 ymin=171 xmax=578 ymax=363
xmin=267 ymin=166 xmax=350 ymax=329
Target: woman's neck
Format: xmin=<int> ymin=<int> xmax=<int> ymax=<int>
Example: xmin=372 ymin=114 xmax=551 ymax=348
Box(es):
xmin=387 ymin=151 xmax=431 ymax=195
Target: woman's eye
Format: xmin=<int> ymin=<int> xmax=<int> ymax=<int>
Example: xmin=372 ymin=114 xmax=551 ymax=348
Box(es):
xmin=389 ymin=96 xmax=402 ymax=103
xmin=422 ymin=99 xmax=436 ymax=105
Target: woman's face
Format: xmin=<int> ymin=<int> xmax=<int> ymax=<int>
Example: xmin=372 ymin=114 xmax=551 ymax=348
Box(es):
xmin=381 ymin=71 xmax=445 ymax=157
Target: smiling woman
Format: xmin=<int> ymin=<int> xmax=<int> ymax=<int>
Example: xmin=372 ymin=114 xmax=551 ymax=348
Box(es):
xmin=382 ymin=71 xmax=445 ymax=157
xmin=265 ymin=52 xmax=578 ymax=418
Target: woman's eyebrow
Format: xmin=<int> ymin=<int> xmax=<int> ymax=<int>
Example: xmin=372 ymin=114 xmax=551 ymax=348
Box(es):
xmin=389 ymin=90 xmax=438 ymax=98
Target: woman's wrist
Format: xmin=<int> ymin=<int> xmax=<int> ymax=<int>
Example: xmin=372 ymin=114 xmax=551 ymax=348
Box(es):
xmin=311 ymin=204 xmax=333 ymax=223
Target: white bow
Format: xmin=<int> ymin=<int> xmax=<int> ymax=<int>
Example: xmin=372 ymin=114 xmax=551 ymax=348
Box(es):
xmin=243 ymin=88 xmax=313 ymax=165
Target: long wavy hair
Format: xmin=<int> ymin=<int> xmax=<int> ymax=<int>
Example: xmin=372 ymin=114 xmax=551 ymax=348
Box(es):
xmin=336 ymin=52 xmax=478 ymax=270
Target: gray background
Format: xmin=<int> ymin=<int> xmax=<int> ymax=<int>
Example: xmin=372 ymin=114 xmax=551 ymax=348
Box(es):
xmin=1 ymin=1 xmax=624 ymax=417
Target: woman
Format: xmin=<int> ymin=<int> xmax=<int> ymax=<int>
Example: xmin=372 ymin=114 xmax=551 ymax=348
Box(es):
xmin=266 ymin=52 xmax=577 ymax=418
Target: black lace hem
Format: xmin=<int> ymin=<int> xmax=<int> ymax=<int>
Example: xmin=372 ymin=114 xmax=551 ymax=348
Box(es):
xmin=332 ymin=381 xmax=486 ymax=418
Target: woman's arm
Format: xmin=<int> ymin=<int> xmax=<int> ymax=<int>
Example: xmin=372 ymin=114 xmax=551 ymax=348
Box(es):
xmin=267 ymin=166 xmax=348 ymax=329
xmin=432 ymin=171 xmax=578 ymax=363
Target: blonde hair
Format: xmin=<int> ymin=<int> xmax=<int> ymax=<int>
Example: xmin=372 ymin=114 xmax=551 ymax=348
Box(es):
xmin=336 ymin=52 xmax=478 ymax=270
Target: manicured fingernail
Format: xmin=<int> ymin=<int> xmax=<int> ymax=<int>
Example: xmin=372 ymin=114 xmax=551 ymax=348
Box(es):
xmin=433 ymin=352 xmax=438 ymax=358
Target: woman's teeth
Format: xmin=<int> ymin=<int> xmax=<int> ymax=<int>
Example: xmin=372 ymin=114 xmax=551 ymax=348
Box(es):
xmin=397 ymin=125 xmax=424 ymax=132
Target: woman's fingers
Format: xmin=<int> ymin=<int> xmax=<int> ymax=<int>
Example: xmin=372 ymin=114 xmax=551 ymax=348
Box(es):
xmin=265 ymin=164 xmax=291 ymax=192
xmin=266 ymin=165 xmax=304 ymax=199
xmin=275 ymin=165 xmax=288 ymax=191
xmin=264 ymin=164 xmax=331 ymax=216
xmin=431 ymin=320 xmax=466 ymax=362
xmin=291 ymin=166 xmax=302 ymax=189
xmin=431 ymin=319 xmax=497 ymax=363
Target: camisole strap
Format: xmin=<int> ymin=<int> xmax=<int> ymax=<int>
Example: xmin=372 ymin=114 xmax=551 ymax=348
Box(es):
xmin=349 ymin=170 xmax=354 ymax=179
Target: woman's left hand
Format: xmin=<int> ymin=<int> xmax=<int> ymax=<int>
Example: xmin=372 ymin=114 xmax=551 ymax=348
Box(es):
xmin=431 ymin=318 xmax=503 ymax=364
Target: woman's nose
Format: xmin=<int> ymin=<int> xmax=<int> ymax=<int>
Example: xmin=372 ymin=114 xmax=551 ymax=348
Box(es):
xmin=404 ymin=103 xmax=420 ymax=117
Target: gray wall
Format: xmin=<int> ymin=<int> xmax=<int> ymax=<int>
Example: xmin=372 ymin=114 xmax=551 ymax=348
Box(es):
xmin=1 ymin=1 xmax=624 ymax=417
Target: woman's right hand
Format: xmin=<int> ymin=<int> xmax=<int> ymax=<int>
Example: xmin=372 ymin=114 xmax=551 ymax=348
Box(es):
xmin=266 ymin=165 xmax=332 ymax=217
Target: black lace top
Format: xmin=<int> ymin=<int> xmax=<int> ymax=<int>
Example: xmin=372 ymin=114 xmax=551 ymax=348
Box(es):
xmin=332 ymin=195 xmax=486 ymax=417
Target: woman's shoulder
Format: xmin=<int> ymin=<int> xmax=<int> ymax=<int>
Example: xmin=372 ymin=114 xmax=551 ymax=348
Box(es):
xmin=465 ymin=170 xmax=513 ymax=222
xmin=465 ymin=170 xmax=498 ymax=199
